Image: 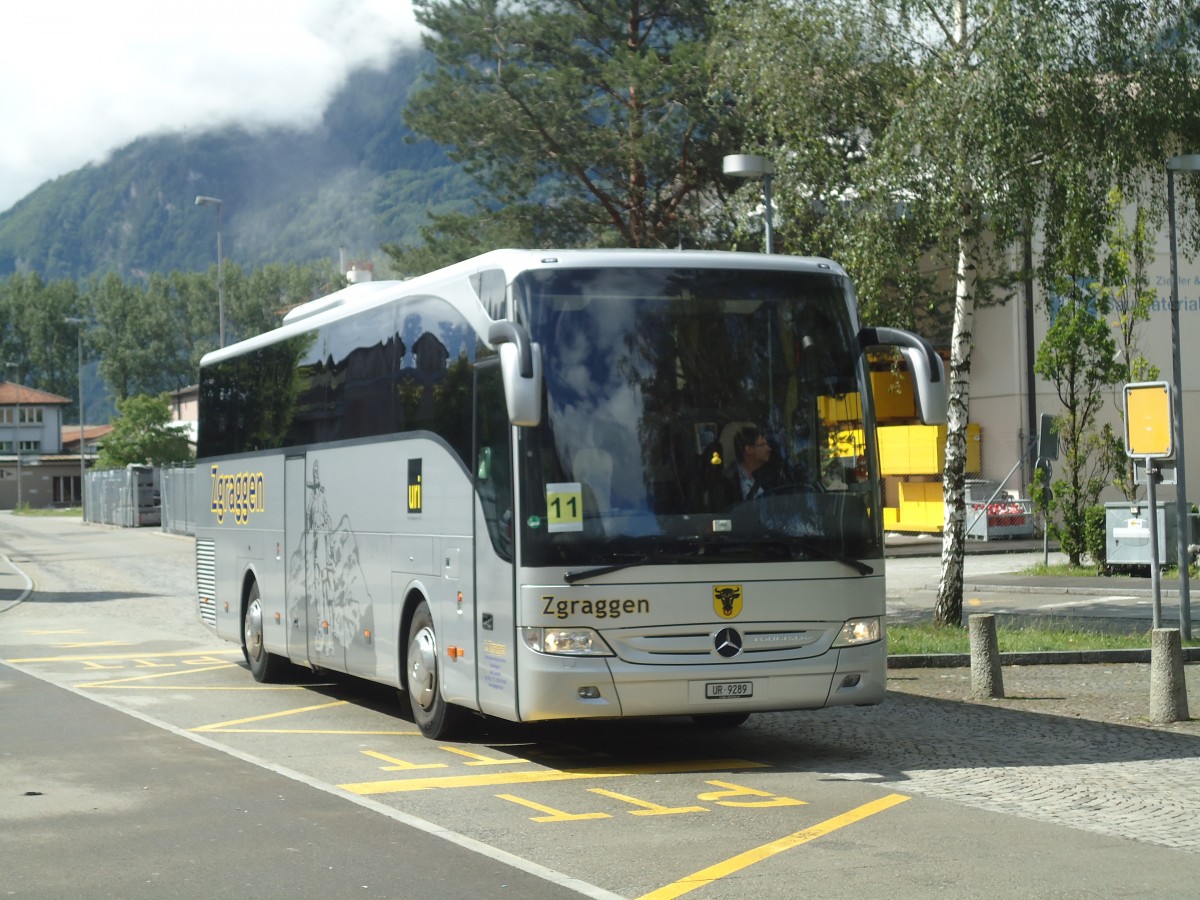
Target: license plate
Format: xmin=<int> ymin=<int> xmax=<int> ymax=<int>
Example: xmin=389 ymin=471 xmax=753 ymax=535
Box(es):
xmin=705 ymin=681 xmax=753 ymax=699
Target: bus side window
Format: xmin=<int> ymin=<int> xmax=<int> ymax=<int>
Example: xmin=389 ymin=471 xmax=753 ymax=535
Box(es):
xmin=475 ymin=364 xmax=513 ymax=560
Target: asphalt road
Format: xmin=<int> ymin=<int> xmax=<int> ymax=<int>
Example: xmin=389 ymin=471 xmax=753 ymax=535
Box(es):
xmin=3 ymin=514 xmax=1199 ymax=899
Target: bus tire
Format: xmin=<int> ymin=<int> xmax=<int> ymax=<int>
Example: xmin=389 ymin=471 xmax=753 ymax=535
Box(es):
xmin=406 ymin=601 xmax=466 ymax=739
xmin=243 ymin=582 xmax=284 ymax=683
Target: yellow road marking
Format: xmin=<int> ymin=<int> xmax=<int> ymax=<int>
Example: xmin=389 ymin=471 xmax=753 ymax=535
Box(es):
xmin=6 ymin=648 xmax=242 ymax=663
xmin=192 ymin=699 xmax=349 ymax=732
xmin=696 ymin=780 xmax=806 ymax=808
xmin=636 ymin=793 xmax=911 ymax=900
xmin=25 ymin=630 xmax=86 ymax=635
xmin=441 ymin=746 xmax=526 ymax=766
xmin=340 ymin=759 xmax=766 ymax=796
xmin=211 ymin=728 xmax=419 ymax=735
xmin=82 ymin=685 xmax=313 ymax=691
xmin=497 ymin=794 xmax=611 ymax=822
xmin=363 ymin=750 xmax=448 ymax=771
xmin=588 ymin=788 xmax=707 ymax=816
xmin=79 ymin=662 xmax=240 ymax=687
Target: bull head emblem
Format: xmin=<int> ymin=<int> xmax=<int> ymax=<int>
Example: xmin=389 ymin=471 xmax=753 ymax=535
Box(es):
xmin=713 ymin=584 xmax=743 ymax=619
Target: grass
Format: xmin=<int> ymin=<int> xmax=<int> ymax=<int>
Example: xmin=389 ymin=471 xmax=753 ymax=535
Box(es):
xmin=10 ymin=505 xmax=81 ymax=517
xmin=1021 ymin=561 xmax=1198 ymax=579
xmin=889 ymin=619 xmax=1200 ymax=655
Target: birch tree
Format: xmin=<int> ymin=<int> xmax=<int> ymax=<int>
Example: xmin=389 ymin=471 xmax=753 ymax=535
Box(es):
xmin=717 ymin=0 xmax=1200 ymax=625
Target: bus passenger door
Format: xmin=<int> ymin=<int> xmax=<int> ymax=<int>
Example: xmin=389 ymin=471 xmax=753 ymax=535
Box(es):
xmin=284 ymin=454 xmax=310 ymax=667
xmin=473 ymin=361 xmax=519 ymax=720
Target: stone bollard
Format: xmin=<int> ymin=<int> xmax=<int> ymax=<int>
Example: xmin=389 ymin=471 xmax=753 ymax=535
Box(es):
xmin=1149 ymin=628 xmax=1190 ymax=724
xmin=969 ymin=613 xmax=1004 ymax=699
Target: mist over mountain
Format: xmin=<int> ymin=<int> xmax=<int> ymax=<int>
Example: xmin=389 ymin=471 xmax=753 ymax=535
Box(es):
xmin=0 ymin=50 xmax=475 ymax=282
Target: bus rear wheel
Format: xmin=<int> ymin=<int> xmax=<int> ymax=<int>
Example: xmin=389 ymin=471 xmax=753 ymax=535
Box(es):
xmin=243 ymin=582 xmax=284 ymax=683
xmin=406 ymin=601 xmax=467 ymax=739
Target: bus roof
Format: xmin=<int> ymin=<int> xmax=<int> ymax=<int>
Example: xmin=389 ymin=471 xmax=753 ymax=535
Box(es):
xmin=200 ymin=249 xmax=848 ymax=368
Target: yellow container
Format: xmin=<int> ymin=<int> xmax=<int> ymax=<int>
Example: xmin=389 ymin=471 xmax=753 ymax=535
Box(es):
xmin=878 ymin=424 xmax=981 ymax=476
xmin=871 ymin=371 xmax=916 ymax=421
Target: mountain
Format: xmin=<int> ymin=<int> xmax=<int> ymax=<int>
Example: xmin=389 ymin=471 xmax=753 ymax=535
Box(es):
xmin=0 ymin=51 xmax=477 ymax=282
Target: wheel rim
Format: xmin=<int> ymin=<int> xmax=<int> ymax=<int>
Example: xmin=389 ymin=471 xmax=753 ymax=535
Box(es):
xmin=244 ymin=596 xmax=264 ymax=662
xmin=408 ymin=625 xmax=437 ymax=712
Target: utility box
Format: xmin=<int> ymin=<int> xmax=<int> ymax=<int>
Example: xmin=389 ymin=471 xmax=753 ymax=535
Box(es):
xmin=1106 ymin=501 xmax=1179 ymax=568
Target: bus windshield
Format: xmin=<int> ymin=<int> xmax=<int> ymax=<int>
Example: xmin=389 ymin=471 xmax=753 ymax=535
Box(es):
xmin=514 ymin=265 xmax=881 ymax=572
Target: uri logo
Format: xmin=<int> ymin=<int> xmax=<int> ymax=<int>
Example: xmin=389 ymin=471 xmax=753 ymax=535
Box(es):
xmin=407 ymin=459 xmax=422 ymax=513
xmin=713 ymin=584 xmax=743 ymax=619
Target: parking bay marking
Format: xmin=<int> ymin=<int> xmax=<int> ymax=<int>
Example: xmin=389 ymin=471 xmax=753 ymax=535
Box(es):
xmin=192 ymin=700 xmax=419 ymax=736
xmin=636 ymin=793 xmax=911 ymax=900
xmin=340 ymin=758 xmax=768 ymax=795
xmin=5 ymin=648 xmax=243 ymax=664
xmin=498 ymin=780 xmax=807 ymax=823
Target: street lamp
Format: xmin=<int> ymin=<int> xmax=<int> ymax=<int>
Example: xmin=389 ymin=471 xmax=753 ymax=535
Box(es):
xmin=5 ymin=361 xmax=20 ymax=510
xmin=1166 ymin=154 xmax=1197 ymax=640
xmin=723 ymin=153 xmax=775 ymax=254
xmin=64 ymin=317 xmax=86 ymax=514
xmin=195 ymin=195 xmax=225 ymax=347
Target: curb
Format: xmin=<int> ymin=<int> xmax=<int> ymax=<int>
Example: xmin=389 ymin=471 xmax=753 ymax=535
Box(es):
xmin=961 ymin=582 xmax=1179 ymax=599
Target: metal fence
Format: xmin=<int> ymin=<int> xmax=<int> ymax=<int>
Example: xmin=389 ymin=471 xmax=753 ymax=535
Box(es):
xmin=83 ymin=463 xmax=195 ymax=535
xmin=83 ymin=465 xmax=162 ymax=528
xmin=159 ymin=463 xmax=195 ymax=535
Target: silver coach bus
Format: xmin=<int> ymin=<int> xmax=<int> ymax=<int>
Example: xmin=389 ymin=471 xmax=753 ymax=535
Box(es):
xmin=195 ymin=249 xmax=946 ymax=739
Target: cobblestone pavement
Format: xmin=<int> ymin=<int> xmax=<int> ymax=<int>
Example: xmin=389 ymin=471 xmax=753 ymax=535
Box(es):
xmin=836 ymin=665 xmax=1199 ymax=853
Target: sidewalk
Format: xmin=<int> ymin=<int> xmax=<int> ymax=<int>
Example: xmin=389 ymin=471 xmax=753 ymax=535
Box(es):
xmin=0 ymin=552 xmax=31 ymax=609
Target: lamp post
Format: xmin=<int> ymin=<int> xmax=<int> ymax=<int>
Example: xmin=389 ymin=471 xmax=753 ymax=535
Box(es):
xmin=1166 ymin=154 xmax=1197 ymax=640
xmin=5 ymin=361 xmax=20 ymax=510
xmin=723 ymin=154 xmax=775 ymax=254
xmin=194 ymin=195 xmax=225 ymax=347
xmin=64 ymin=317 xmax=86 ymax=514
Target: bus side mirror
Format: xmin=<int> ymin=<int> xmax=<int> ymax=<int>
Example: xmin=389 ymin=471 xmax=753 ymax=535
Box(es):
xmin=858 ymin=326 xmax=947 ymax=426
xmin=488 ymin=321 xmax=543 ymax=427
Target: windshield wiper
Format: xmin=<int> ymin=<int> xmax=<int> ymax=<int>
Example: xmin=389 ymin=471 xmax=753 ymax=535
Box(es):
xmin=704 ymin=534 xmax=874 ymax=576
xmin=563 ymin=537 xmax=873 ymax=583
xmin=786 ymin=537 xmax=874 ymax=575
xmin=564 ymin=544 xmax=712 ymax=584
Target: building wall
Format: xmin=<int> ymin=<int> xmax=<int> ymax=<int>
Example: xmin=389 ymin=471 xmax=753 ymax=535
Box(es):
xmin=969 ymin=225 xmax=1200 ymax=506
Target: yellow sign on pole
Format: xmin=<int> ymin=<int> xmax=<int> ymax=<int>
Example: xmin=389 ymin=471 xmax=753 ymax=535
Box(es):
xmin=1124 ymin=381 xmax=1173 ymax=459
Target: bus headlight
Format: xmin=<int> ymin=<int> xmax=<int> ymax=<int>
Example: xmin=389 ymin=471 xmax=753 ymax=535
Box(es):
xmin=832 ymin=617 xmax=882 ymax=647
xmin=521 ymin=626 xmax=614 ymax=656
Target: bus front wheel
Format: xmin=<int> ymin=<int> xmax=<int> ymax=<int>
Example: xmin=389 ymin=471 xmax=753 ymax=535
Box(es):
xmin=243 ymin=582 xmax=283 ymax=683
xmin=406 ymin=601 xmax=466 ymax=739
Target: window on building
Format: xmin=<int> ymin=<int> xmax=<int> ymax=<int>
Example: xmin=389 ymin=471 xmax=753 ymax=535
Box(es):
xmin=53 ymin=475 xmax=82 ymax=505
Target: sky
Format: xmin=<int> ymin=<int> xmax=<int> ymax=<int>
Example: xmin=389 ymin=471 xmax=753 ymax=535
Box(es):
xmin=0 ymin=0 xmax=420 ymax=213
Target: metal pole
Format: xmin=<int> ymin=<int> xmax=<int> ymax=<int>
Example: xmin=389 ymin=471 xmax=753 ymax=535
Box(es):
xmin=216 ymin=203 xmax=225 ymax=348
xmin=13 ymin=365 xmax=21 ymax=510
xmin=1148 ymin=460 xmax=1162 ymax=630
xmin=77 ymin=329 xmax=84 ymax=512
xmin=3 ymin=361 xmax=14 ymax=509
xmin=64 ymin=317 xmax=86 ymax=513
xmin=195 ymin=196 xmax=226 ymax=348
xmin=763 ymin=172 xmax=774 ymax=255
xmin=1167 ymin=166 xmax=1192 ymax=639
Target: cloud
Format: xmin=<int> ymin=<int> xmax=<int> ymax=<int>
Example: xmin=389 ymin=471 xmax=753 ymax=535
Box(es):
xmin=0 ymin=0 xmax=420 ymax=212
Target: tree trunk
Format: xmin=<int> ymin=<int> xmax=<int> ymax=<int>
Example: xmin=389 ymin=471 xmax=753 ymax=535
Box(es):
xmin=934 ymin=233 xmax=977 ymax=627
